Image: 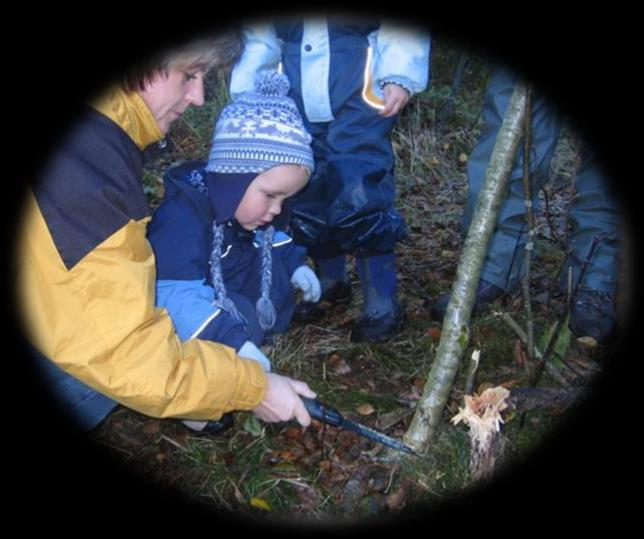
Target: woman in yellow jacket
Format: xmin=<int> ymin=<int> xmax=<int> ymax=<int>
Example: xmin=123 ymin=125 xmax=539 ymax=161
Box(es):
xmin=17 ymin=31 xmax=315 ymax=431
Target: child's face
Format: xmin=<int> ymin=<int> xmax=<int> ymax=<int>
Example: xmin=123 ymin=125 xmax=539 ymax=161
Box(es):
xmin=235 ymin=165 xmax=310 ymax=231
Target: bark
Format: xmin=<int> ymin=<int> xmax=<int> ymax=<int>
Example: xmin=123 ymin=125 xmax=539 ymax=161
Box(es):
xmin=508 ymin=386 xmax=583 ymax=412
xmin=404 ymin=83 xmax=529 ymax=454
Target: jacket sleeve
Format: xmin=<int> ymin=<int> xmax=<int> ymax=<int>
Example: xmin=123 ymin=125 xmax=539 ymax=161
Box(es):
xmin=19 ymin=196 xmax=267 ymax=421
xmin=369 ymin=23 xmax=431 ymax=97
xmin=156 ymin=278 xmax=249 ymax=351
xmin=229 ymin=23 xmax=282 ymax=98
xmin=271 ymin=230 xmax=307 ymax=277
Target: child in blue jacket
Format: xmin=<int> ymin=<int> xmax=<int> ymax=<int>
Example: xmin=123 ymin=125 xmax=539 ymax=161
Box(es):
xmin=229 ymin=18 xmax=431 ymax=342
xmin=148 ymin=71 xmax=320 ymax=381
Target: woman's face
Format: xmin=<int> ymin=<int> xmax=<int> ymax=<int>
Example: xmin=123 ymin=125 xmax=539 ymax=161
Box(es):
xmin=235 ymin=165 xmax=310 ymax=231
xmin=138 ymin=67 xmax=205 ymax=134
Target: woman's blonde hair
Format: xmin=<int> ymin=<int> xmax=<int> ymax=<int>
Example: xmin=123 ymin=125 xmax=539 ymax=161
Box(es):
xmin=123 ymin=29 xmax=242 ymax=92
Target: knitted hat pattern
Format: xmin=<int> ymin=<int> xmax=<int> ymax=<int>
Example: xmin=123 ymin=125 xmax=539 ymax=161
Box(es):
xmin=206 ymin=69 xmax=314 ymax=174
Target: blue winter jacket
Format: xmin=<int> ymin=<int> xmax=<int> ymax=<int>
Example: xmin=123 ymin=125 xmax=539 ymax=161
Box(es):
xmin=147 ymin=163 xmax=307 ymax=351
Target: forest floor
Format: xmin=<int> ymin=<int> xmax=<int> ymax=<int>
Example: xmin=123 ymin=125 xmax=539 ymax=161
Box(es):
xmin=90 ymin=41 xmax=614 ymax=526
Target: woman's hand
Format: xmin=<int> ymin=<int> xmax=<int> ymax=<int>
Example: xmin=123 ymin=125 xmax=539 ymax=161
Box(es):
xmin=253 ymin=373 xmax=317 ymax=426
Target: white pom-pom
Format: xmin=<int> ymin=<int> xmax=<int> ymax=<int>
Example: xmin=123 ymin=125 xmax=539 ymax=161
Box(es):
xmin=254 ymin=69 xmax=290 ymax=97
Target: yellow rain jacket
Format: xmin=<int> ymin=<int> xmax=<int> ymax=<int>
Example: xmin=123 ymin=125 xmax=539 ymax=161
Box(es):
xmin=18 ymin=88 xmax=267 ymax=420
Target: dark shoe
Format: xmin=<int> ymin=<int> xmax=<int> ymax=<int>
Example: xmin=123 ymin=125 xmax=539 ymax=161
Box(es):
xmin=569 ymin=290 xmax=616 ymax=345
xmin=292 ymin=281 xmax=352 ymax=323
xmin=350 ymin=305 xmax=407 ymax=343
xmin=183 ymin=412 xmax=235 ymax=436
xmin=430 ymin=279 xmax=507 ymax=322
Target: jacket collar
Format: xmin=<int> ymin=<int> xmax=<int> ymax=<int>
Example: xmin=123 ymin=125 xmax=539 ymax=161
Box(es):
xmin=92 ymin=87 xmax=163 ymax=151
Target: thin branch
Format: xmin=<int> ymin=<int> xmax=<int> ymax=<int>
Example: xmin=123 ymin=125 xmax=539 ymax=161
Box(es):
xmin=464 ymin=349 xmax=481 ymax=395
xmin=404 ymin=83 xmax=529 ymax=453
xmin=492 ymin=309 xmax=570 ymax=386
xmin=521 ymin=84 xmax=535 ymax=361
xmin=542 ymin=187 xmax=563 ymax=245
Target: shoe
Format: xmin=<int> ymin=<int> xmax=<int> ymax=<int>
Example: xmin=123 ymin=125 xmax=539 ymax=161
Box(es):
xmin=430 ymin=279 xmax=507 ymax=322
xmin=350 ymin=304 xmax=407 ymax=343
xmin=183 ymin=412 xmax=235 ymax=436
xmin=292 ymin=281 xmax=352 ymax=323
xmin=569 ymin=290 xmax=617 ymax=345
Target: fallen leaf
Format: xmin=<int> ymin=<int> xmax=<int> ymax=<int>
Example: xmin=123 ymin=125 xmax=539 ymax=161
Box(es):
xmin=270 ymin=450 xmax=297 ymax=462
xmin=356 ymin=403 xmax=375 ymax=416
xmin=293 ymin=483 xmax=321 ymax=509
xmin=413 ymin=377 xmax=426 ymax=389
xmin=426 ymin=327 xmax=441 ymax=341
xmin=329 ymin=353 xmax=352 ymax=375
xmin=284 ymin=427 xmax=303 ymax=439
xmin=386 ymin=484 xmax=408 ymax=509
xmin=577 ymin=336 xmax=598 ymax=350
xmin=250 ymin=497 xmax=272 ymax=511
xmin=332 ymin=360 xmax=352 ymax=375
xmin=337 ymin=430 xmax=360 ymax=448
xmin=302 ymin=432 xmax=318 ymax=451
xmin=243 ymin=415 xmax=263 ymax=437
xmin=513 ymin=339 xmax=527 ymax=367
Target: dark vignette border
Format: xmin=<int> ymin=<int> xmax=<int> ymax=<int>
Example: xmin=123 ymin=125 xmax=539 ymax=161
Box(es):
xmin=6 ymin=6 xmax=638 ymax=533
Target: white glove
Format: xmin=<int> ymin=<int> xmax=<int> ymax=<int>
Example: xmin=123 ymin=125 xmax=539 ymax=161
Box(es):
xmin=290 ymin=265 xmax=321 ymax=302
xmin=238 ymin=340 xmax=272 ymax=372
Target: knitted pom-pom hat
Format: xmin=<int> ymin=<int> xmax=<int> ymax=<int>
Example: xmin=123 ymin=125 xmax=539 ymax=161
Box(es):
xmin=206 ymin=69 xmax=314 ymax=174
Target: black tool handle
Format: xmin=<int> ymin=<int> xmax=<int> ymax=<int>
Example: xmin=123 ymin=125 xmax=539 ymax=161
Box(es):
xmin=300 ymin=397 xmax=344 ymax=427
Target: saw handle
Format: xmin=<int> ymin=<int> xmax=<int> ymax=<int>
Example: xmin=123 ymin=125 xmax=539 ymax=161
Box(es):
xmin=300 ymin=397 xmax=344 ymax=427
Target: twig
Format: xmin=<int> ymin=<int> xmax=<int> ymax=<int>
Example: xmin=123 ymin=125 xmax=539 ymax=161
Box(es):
xmin=571 ymin=233 xmax=606 ymax=301
xmin=159 ymin=434 xmax=187 ymax=451
xmin=542 ymin=187 xmax=563 ymax=245
xmin=493 ymin=309 xmax=569 ymax=386
xmin=464 ymin=348 xmax=481 ymax=395
xmin=521 ymin=85 xmax=535 ymax=362
xmin=529 ymin=235 xmax=606 ymax=388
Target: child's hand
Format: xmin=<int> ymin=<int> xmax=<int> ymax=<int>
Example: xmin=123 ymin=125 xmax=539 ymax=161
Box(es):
xmin=291 ymin=265 xmax=321 ymax=302
xmin=380 ymin=83 xmax=410 ymax=117
xmin=253 ymin=373 xmax=317 ymax=427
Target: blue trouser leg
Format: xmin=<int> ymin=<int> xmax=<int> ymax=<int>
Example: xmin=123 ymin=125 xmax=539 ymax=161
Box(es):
xmin=30 ymin=347 xmax=118 ymax=431
xmin=315 ymin=254 xmax=348 ymax=291
xmin=291 ymin=92 xmax=406 ymax=258
xmin=289 ymin=121 xmax=343 ymax=256
xmin=561 ymin=147 xmax=621 ymax=295
xmin=355 ymin=253 xmax=398 ymax=317
xmin=463 ymin=67 xmax=562 ymax=291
